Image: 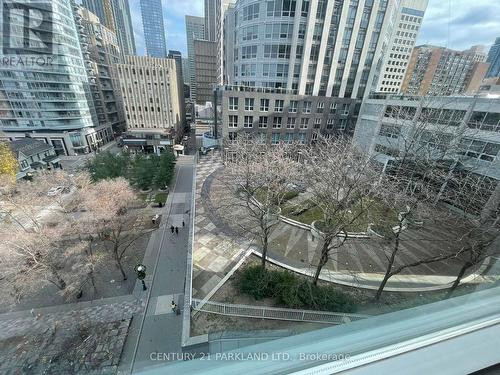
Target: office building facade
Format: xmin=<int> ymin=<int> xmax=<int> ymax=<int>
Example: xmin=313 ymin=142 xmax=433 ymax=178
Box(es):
xmin=0 ymin=0 xmax=112 ymax=156
xmin=486 ymin=37 xmax=500 ymax=79
xmin=116 ymin=56 xmax=185 ymax=151
xmin=194 ymin=40 xmax=218 ymax=104
xmin=83 ymin=0 xmax=136 ymax=57
xmin=353 ymin=95 xmax=500 ymax=215
xmin=401 ymin=45 xmax=489 ymax=96
xmin=140 ymin=0 xmax=167 ymax=58
xmin=185 ymin=15 xmax=206 ymax=102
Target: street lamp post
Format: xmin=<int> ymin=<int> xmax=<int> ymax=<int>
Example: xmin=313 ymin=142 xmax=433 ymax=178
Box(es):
xmin=134 ymin=264 xmax=147 ymax=291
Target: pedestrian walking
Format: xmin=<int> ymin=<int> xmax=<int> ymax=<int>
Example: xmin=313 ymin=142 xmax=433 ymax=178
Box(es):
xmin=182 ymin=220 xmax=185 ymax=227
xmin=171 ymin=300 xmax=177 ymax=312
xmin=175 ymin=226 xmax=179 ymax=235
xmin=170 ymin=225 xmax=174 ymax=233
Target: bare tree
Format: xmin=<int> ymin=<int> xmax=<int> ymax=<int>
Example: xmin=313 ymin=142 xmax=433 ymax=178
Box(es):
xmin=301 ymin=136 xmax=385 ymax=285
xmin=77 ymin=178 xmax=148 ymax=280
xmin=217 ymin=134 xmax=301 ymax=267
xmin=371 ymin=98 xmax=499 ymax=299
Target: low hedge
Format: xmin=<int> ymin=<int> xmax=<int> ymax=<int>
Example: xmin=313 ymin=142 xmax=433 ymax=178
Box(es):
xmin=238 ymin=265 xmax=356 ymax=313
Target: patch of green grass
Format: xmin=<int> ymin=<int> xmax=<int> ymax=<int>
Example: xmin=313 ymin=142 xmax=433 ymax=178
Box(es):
xmin=155 ymin=192 xmax=168 ymax=204
xmin=282 ymin=197 xmax=399 ymax=232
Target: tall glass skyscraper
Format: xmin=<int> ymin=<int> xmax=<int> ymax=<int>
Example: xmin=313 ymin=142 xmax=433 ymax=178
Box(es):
xmin=0 ymin=0 xmax=113 ymax=155
xmin=185 ymin=15 xmax=205 ymax=102
xmin=140 ymin=0 xmax=167 ymax=58
xmin=486 ymin=37 xmax=500 ymax=78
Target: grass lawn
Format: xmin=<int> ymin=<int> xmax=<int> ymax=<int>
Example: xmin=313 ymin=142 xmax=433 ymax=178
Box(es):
xmin=282 ymin=197 xmax=399 ymax=232
xmin=155 ymin=192 xmax=168 ymax=204
xmin=281 ymin=203 xmax=323 ymax=225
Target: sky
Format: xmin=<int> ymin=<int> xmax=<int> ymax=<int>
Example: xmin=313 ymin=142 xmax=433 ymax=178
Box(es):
xmin=128 ymin=0 xmax=500 ymax=57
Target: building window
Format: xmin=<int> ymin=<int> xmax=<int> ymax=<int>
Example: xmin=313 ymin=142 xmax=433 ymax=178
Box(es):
xmin=300 ymin=118 xmax=309 ymax=129
xmin=327 ymin=118 xmax=334 ymax=129
xmin=241 ymin=45 xmax=258 ymax=59
xmin=245 ymin=98 xmax=254 ymax=111
xmin=459 ymin=138 xmax=500 ymax=162
xmin=244 ymin=116 xmax=254 ymax=128
xmin=302 ymin=101 xmax=311 ymax=114
xmin=259 ymin=116 xmax=268 ymax=128
xmin=229 ymin=97 xmax=238 ymax=111
xmin=284 ymin=133 xmax=294 ymax=143
xmin=289 ymin=100 xmax=298 ymax=113
xmin=287 ymin=117 xmax=296 ymax=129
xmin=273 ymin=116 xmax=283 ymax=128
xmin=243 ymin=3 xmax=260 ymax=21
xmin=379 ymin=124 xmax=401 ymax=139
xmin=271 ymin=133 xmax=280 ymax=144
xmin=330 ymin=102 xmax=337 ymax=114
xmin=317 ymin=102 xmax=324 ymax=113
xmin=314 ymin=118 xmax=322 ymax=128
xmin=228 ymin=115 xmax=238 ymax=128
xmin=297 ymin=132 xmax=306 ymax=144
xmin=274 ymin=99 xmax=284 ymax=112
xmin=260 ymin=98 xmax=269 ymax=112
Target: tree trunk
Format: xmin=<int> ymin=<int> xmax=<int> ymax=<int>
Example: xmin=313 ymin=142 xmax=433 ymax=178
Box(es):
xmin=374 ymin=232 xmax=401 ymax=301
xmin=261 ymin=232 xmax=268 ymax=268
xmin=446 ymin=262 xmax=470 ymax=298
xmin=113 ymin=242 xmax=127 ymax=280
xmin=313 ymin=238 xmax=331 ymax=286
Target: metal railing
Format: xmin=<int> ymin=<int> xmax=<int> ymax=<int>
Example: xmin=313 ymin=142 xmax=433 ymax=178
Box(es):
xmin=191 ymin=299 xmax=369 ymax=325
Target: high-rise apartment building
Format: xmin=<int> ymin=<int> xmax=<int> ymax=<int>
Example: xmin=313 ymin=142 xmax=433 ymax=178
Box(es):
xmin=205 ymin=0 xmax=218 ymax=42
xmin=194 ymin=40 xmax=218 ymax=104
xmin=220 ymin=0 xmax=428 ymax=141
xmin=486 ymin=37 xmax=500 ymax=79
xmin=182 ymin=58 xmax=191 ymax=85
xmin=77 ymin=7 xmax=126 ymax=134
xmin=116 ymin=56 xmax=185 ymax=152
xmin=225 ymin=0 xmax=427 ymax=98
xmin=0 ymin=0 xmax=113 ymax=156
xmin=216 ymin=0 xmax=237 ymax=85
xmin=83 ymin=0 xmax=136 ymax=57
xmin=140 ymin=0 xmax=167 ymax=58
xmin=373 ymin=0 xmax=428 ymax=93
xmin=185 ymin=16 xmax=206 ymax=102
xmin=401 ymin=45 xmax=489 ymax=96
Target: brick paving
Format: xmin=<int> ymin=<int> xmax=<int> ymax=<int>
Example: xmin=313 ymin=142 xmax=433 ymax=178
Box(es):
xmin=0 ymin=298 xmax=143 ymax=374
xmin=192 ymin=152 xmax=251 ymax=298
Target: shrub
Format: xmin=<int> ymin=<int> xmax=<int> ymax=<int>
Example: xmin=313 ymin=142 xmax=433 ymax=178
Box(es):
xmin=238 ymin=265 xmax=357 ymax=312
xmin=238 ymin=265 xmax=273 ymax=300
xmin=282 ymin=191 xmax=299 ymax=202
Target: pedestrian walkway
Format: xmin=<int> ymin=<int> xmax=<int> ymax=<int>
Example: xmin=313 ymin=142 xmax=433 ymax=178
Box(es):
xmin=119 ymin=155 xmax=195 ymax=373
xmin=192 ymin=153 xmax=251 ymax=299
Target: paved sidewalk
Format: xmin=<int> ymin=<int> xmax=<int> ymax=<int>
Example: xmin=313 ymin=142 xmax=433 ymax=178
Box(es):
xmin=192 ymin=153 xmax=251 ymax=299
xmin=119 ymin=155 xmax=195 ymax=373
